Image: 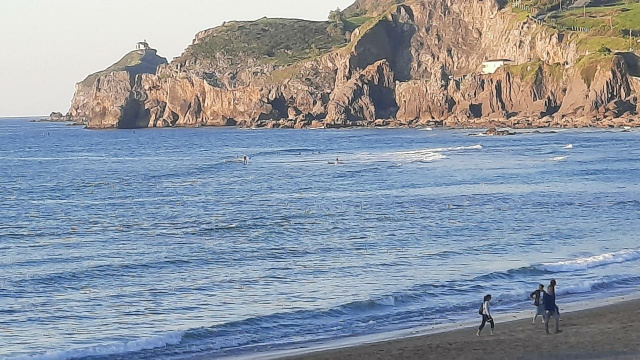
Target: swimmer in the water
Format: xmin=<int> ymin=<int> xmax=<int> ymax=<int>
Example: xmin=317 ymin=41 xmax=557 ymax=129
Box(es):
xmin=243 ymin=155 xmax=248 ymax=165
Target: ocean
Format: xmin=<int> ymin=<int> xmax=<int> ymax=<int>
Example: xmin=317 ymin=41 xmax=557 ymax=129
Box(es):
xmin=2 ymin=118 xmax=640 ymax=359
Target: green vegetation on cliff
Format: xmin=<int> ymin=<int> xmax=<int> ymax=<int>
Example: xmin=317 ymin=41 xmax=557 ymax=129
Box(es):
xmin=343 ymin=0 xmax=404 ymax=17
xmin=575 ymin=52 xmax=614 ymax=87
xmin=343 ymin=16 xmax=374 ymax=32
xmin=343 ymin=3 xmax=403 ymax=52
xmin=189 ymin=18 xmax=348 ymax=66
xmin=81 ymin=51 xmax=144 ymax=87
xmin=551 ymin=3 xmax=640 ymax=35
xmin=80 ymin=49 xmax=166 ymax=88
xmin=510 ymin=1 xmax=640 ymax=52
xmin=504 ymin=60 xmax=565 ymax=81
xmin=577 ymin=35 xmax=636 ymax=52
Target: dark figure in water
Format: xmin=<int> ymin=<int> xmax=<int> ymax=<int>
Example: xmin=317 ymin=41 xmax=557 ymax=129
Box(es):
xmin=243 ymin=155 xmax=248 ymax=165
xmin=543 ymin=279 xmax=561 ymax=334
xmin=476 ymin=294 xmax=494 ymax=336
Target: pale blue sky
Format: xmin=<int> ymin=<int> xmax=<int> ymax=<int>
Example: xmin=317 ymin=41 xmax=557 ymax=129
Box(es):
xmin=0 ymin=0 xmax=353 ymax=117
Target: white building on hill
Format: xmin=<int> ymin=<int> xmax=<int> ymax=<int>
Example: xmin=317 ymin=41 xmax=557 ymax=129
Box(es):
xmin=481 ymin=59 xmax=513 ymax=74
xmin=136 ymin=40 xmax=150 ymax=50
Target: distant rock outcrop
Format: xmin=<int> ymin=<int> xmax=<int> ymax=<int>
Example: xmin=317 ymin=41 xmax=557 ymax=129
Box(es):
xmin=64 ymin=0 xmax=640 ymax=129
xmin=44 ymin=111 xmax=72 ymax=122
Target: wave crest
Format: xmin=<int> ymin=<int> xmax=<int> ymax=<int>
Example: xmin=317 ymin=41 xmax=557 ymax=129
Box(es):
xmin=356 ymin=144 xmax=483 ymax=163
xmin=536 ymin=249 xmax=640 ymax=272
xmin=16 ymin=331 xmax=184 ymax=360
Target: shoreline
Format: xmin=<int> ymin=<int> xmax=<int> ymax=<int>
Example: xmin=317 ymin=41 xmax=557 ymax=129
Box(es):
xmin=225 ymin=290 xmax=640 ymax=360
xmin=28 ymin=113 xmax=640 ymax=131
xmin=23 ymin=119 xmax=640 ymax=135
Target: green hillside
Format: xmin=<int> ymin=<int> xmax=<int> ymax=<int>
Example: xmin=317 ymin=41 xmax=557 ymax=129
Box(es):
xmin=343 ymin=0 xmax=403 ymax=17
xmin=80 ymin=49 xmax=167 ymax=88
xmin=188 ymin=18 xmax=349 ymax=66
xmin=511 ymin=0 xmax=640 ymax=51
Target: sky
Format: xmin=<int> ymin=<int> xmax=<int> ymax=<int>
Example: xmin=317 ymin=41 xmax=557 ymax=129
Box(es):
xmin=0 ymin=0 xmax=354 ymax=117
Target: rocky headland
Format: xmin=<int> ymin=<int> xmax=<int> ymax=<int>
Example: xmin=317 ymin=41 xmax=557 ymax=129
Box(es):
xmin=61 ymin=0 xmax=640 ymax=129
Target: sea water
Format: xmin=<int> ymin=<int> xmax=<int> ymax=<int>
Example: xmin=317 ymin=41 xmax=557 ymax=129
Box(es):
xmin=1 ymin=119 xmax=640 ymax=359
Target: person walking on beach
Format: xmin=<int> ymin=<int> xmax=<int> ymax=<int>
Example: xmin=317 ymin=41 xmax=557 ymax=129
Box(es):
xmin=530 ymin=284 xmax=546 ymax=324
xmin=476 ymin=294 xmax=494 ymax=336
xmin=543 ymin=279 xmax=561 ymax=334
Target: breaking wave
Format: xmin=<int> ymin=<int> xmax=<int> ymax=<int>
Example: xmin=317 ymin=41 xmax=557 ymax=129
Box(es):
xmin=550 ymin=156 xmax=568 ymax=161
xmin=16 ymin=331 xmax=184 ymax=360
xmin=536 ymin=249 xmax=640 ymax=272
xmin=355 ymin=144 xmax=483 ymax=163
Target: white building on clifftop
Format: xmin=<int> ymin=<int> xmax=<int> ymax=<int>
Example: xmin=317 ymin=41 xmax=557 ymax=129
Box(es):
xmin=481 ymin=59 xmax=513 ymax=74
xmin=136 ymin=40 xmax=150 ymax=50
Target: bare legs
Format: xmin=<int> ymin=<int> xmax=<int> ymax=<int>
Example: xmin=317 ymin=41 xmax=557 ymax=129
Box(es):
xmin=477 ymin=314 xmax=495 ymax=336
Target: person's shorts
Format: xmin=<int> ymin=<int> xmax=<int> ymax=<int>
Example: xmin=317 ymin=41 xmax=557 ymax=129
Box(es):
xmin=536 ymin=303 xmax=545 ymax=315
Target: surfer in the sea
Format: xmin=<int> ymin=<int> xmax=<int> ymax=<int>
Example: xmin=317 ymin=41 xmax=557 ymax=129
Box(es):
xmin=243 ymin=155 xmax=248 ymax=165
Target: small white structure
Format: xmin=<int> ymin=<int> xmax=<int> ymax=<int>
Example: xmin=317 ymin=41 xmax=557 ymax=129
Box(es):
xmin=481 ymin=59 xmax=513 ymax=74
xmin=136 ymin=40 xmax=150 ymax=50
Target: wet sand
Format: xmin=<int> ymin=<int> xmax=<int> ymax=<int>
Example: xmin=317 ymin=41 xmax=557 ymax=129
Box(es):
xmin=283 ymin=297 xmax=640 ymax=360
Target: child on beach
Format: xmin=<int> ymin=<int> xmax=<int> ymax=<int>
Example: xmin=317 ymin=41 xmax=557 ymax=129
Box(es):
xmin=476 ymin=294 xmax=494 ymax=336
xmin=543 ymin=279 xmax=561 ymax=334
xmin=530 ymin=284 xmax=546 ymax=324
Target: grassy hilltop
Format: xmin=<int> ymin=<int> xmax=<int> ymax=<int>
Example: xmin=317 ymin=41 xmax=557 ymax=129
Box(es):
xmin=513 ymin=0 xmax=640 ymax=52
xmin=188 ymin=18 xmax=349 ymax=66
xmin=80 ymin=49 xmax=167 ymax=88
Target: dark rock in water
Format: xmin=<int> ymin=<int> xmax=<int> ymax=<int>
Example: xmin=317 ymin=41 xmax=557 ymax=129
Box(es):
xmin=43 ymin=111 xmax=73 ymax=122
xmin=49 ymin=112 xmax=66 ymax=121
xmin=485 ymin=127 xmax=515 ymax=136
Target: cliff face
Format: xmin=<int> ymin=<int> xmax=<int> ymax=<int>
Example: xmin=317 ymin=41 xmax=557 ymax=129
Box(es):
xmin=68 ymin=49 xmax=167 ymax=128
xmin=66 ymin=0 xmax=640 ymax=129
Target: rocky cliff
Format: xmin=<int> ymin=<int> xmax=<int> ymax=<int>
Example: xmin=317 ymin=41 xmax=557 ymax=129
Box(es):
xmin=68 ymin=49 xmax=167 ymax=128
xmin=65 ymin=0 xmax=640 ymax=129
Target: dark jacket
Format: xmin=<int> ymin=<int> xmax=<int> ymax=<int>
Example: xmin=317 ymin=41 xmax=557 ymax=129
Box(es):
xmin=543 ymin=290 xmax=557 ymax=311
xmin=530 ymin=289 xmax=545 ymax=306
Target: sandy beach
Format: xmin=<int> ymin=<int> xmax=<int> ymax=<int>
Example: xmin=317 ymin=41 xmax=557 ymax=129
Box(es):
xmin=283 ymin=297 xmax=640 ymax=360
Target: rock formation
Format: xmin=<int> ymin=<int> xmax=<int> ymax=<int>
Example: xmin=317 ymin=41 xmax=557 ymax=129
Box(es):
xmin=65 ymin=0 xmax=640 ymax=129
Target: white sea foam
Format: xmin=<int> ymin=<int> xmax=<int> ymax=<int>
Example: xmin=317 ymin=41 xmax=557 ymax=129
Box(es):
xmin=554 ymin=280 xmax=602 ymax=296
xmin=550 ymin=156 xmax=567 ymax=161
xmin=374 ymin=296 xmax=396 ymax=306
xmin=354 ymin=144 xmax=483 ymax=163
xmin=537 ymin=249 xmax=640 ymax=272
xmin=15 ymin=331 xmax=184 ymax=360
xmin=564 ymin=144 xmax=574 ymax=149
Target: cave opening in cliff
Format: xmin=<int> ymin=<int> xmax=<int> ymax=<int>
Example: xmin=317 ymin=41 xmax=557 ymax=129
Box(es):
xmin=469 ymin=104 xmax=483 ymax=118
xmin=119 ymin=99 xmax=151 ymax=129
xmin=168 ymin=111 xmax=179 ymax=127
xmin=269 ymin=97 xmax=288 ymax=119
xmin=371 ymin=85 xmax=399 ymax=120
